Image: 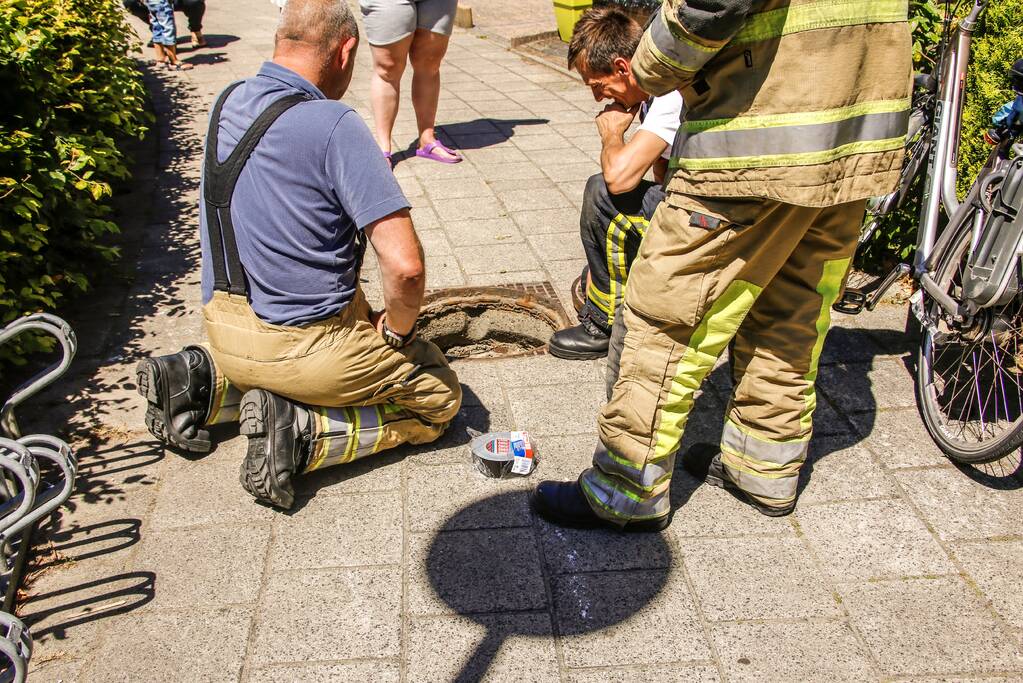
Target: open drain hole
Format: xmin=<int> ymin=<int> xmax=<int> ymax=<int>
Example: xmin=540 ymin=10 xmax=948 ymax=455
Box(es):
xmin=418 ymin=286 xmax=568 ymax=360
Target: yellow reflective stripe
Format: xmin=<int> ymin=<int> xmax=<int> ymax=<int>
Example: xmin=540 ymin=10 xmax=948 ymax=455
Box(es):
xmin=801 ymin=257 xmax=850 ymax=429
xmin=307 ymin=408 xmax=332 ymax=471
xmin=344 ymin=406 xmax=360 ymax=463
xmin=733 ymin=0 xmax=908 ymax=45
xmin=206 ymin=375 xmax=227 ymax=425
xmin=643 ymin=32 xmax=701 ymax=77
xmin=371 ymin=405 xmax=385 ymax=455
xmin=653 ymin=280 xmax=762 ymax=457
xmin=685 ymin=97 xmax=911 ymax=134
xmin=587 ymin=283 xmax=614 ymax=314
xmin=671 ymin=136 xmax=905 ymax=171
xmin=580 ymin=473 xmax=671 ymax=520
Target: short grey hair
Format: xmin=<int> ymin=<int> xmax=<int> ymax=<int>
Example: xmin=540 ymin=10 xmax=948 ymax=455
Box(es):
xmin=276 ymin=0 xmax=359 ymax=51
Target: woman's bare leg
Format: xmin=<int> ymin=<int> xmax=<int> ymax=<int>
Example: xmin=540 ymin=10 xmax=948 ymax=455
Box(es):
xmin=368 ymin=35 xmax=415 ymax=155
xmin=408 ymin=28 xmax=457 ymax=159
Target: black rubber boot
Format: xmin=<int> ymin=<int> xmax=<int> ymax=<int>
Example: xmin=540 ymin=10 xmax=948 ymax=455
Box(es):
xmin=136 ymin=346 xmax=213 ymax=453
xmin=529 ymin=479 xmax=670 ymax=532
xmin=549 ymin=318 xmax=610 ymax=360
xmin=238 ymin=389 xmax=310 ymax=510
xmin=682 ymin=443 xmax=795 ymax=517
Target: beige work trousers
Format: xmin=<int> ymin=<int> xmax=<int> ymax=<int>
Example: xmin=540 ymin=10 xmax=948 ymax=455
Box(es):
xmin=202 ymin=289 xmax=462 ymax=470
xmin=581 ymin=193 xmax=865 ymax=522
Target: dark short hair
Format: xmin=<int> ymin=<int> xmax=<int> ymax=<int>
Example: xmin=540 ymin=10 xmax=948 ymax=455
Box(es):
xmin=567 ymin=7 xmax=643 ymax=75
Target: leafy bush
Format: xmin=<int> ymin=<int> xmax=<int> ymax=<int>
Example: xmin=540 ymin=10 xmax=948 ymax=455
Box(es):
xmin=0 ymin=0 xmax=148 ymax=364
xmin=856 ymin=0 xmax=1023 ymax=273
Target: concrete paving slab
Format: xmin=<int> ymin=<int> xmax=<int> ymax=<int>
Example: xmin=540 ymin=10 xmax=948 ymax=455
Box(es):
xmin=948 ymin=539 xmax=1023 ymax=631
xmin=894 ymin=467 xmax=1023 ymax=541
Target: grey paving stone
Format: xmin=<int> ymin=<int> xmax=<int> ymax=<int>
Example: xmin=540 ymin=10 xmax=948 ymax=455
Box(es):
xmin=796 ymin=498 xmax=954 ymax=581
xmin=466 ymin=270 xmax=552 ymax=287
xmin=542 ymin=162 xmax=600 ymax=183
xmin=563 ymin=665 xmax=720 ymax=682
xmin=424 ymin=254 xmax=467 ymax=287
xmin=416 ymin=228 xmax=454 ymax=256
xmin=840 ymin=576 xmax=1023 ymax=676
xmin=818 ymin=358 xmax=917 ymax=412
xmin=149 ymin=445 xmax=278 ymax=531
xmin=498 ymin=354 xmax=603 ymax=388
xmin=477 ymin=161 xmax=549 ymax=181
xmin=28 ymin=658 xmax=84 ymax=683
xmin=406 ymin=614 xmax=559 ymax=682
xmin=500 ymin=187 xmax=572 ymax=212
xmin=250 ymin=566 xmax=402 ymax=665
xmin=453 ymin=243 xmax=537 ymax=275
xmin=444 ymin=217 xmax=524 ymax=247
xmin=680 ymin=536 xmax=843 ymax=621
xmin=411 ymin=205 xmax=442 ymax=229
xmin=506 ymin=382 xmax=606 ymax=436
xmin=712 ymin=620 xmax=878 ymax=682
xmin=423 ymin=176 xmax=495 ymax=200
xmin=949 ymin=539 xmax=1023 ymax=630
xmin=434 ymin=196 xmax=509 ymax=221
xmin=526 ymin=148 xmax=595 ymax=167
xmin=463 ymin=147 xmax=531 ymax=165
xmin=134 ymin=522 xmax=269 ymax=609
xmin=293 ymin=448 xmax=404 ymax=496
xmin=667 ymin=470 xmax=796 ymax=538
xmin=510 ymin=133 xmax=575 ymax=151
xmin=406 ymin=462 xmax=530 ymax=532
xmin=527 ymin=433 xmax=598 ymax=482
xmin=894 ymin=467 xmax=1023 ymax=541
xmin=249 ymin=660 xmax=401 ymax=683
xmin=270 ymin=491 xmax=403 ymax=570
xmin=77 ymin=607 xmax=253 ymax=683
xmin=487 ymin=177 xmax=560 ymax=195
xmin=799 ymin=438 xmax=900 ymax=505
xmin=853 ymin=407 xmax=950 ymax=468
xmin=538 ymin=519 xmax=672 ymax=574
xmin=555 ymin=569 xmax=711 ymax=668
xmin=448 ymin=359 xmax=507 ymax=407
xmin=528 ymin=231 xmax=586 ymax=261
xmin=512 ymin=207 xmax=582 ymax=234
xmin=407 ymin=528 xmax=547 ymax=614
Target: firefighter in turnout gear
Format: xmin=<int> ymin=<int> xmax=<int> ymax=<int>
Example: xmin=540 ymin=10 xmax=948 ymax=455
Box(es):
xmin=531 ymin=0 xmax=912 ymax=528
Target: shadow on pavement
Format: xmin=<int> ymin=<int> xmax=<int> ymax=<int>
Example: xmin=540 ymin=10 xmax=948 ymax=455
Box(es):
xmin=391 ymin=118 xmax=548 ymax=167
xmin=426 ymin=491 xmax=671 ymax=682
xmin=21 ymin=571 xmax=155 ymax=642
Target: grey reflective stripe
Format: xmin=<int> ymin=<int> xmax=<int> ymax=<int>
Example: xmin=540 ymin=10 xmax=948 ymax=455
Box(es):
xmin=354 ymin=406 xmax=381 ymax=460
xmin=727 ymin=466 xmax=798 ymax=502
xmin=648 ymin=6 xmax=719 ymax=75
xmin=592 ymin=443 xmax=672 ymax=490
xmin=679 ymin=110 xmax=910 ymax=162
xmin=720 ymin=420 xmax=808 ymax=466
xmin=579 ymin=468 xmax=671 ymax=522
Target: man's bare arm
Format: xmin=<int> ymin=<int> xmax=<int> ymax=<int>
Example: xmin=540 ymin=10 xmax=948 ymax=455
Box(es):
xmin=597 ymin=103 xmax=670 ymax=194
xmin=365 ymin=208 xmax=424 ymax=336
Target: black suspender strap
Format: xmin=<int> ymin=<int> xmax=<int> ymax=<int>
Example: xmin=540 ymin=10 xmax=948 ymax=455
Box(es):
xmin=203 ymin=82 xmax=309 ymax=295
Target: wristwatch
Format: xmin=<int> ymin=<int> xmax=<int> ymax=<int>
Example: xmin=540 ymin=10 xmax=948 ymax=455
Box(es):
xmin=381 ymin=320 xmax=415 ymax=349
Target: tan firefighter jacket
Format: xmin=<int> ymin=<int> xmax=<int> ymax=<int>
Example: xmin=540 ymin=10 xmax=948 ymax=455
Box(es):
xmin=632 ymin=0 xmax=913 ymax=207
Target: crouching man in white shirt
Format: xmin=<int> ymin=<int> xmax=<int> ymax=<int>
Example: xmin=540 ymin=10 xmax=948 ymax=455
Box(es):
xmin=549 ymin=6 xmax=684 ymax=362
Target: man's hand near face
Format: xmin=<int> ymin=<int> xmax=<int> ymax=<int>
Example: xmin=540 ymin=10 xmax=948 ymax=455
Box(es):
xmin=596 ymin=101 xmax=641 ymax=143
xmin=596 ymin=100 xmax=670 ymax=195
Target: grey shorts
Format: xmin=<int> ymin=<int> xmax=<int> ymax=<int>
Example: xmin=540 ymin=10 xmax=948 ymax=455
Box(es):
xmin=359 ymin=0 xmax=458 ymax=46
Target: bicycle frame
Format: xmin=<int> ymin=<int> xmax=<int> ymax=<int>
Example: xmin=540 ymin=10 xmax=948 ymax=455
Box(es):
xmin=914 ymin=0 xmax=988 ymax=276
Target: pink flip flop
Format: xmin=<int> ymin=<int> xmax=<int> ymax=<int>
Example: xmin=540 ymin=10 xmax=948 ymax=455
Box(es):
xmin=383 ymin=150 xmax=393 ymax=169
xmin=415 ymin=140 xmax=463 ymax=164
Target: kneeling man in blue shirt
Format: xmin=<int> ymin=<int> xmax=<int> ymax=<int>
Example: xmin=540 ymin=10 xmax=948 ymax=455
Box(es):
xmin=135 ymin=0 xmax=462 ymax=509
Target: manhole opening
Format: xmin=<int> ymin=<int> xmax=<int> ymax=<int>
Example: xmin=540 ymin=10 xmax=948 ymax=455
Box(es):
xmin=418 ymin=285 xmax=569 ymax=360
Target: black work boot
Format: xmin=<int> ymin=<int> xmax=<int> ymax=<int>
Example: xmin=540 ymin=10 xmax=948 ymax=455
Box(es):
xmin=682 ymin=443 xmax=795 ymax=517
xmin=530 ymin=479 xmax=670 ymax=532
xmin=238 ymin=389 xmax=310 ymax=510
xmin=136 ymin=346 xmax=213 ymax=453
xmin=549 ymin=318 xmax=610 ymax=360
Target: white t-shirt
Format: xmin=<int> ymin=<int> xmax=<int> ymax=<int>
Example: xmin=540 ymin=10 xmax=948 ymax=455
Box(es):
xmin=637 ymin=90 xmax=685 ymax=160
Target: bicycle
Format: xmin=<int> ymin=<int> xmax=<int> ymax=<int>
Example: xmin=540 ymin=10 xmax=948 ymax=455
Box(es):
xmin=833 ymin=0 xmax=1023 ymax=465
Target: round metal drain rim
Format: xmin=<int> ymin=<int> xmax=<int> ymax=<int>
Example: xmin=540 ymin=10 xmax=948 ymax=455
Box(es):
xmin=417 ymin=286 xmax=569 ymax=360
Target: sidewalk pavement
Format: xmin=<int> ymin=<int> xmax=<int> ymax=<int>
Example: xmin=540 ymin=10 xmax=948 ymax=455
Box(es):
xmin=17 ymin=1 xmax=1023 ymax=681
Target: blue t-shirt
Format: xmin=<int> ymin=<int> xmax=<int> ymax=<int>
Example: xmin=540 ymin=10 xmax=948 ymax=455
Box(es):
xmin=199 ymin=62 xmax=409 ymax=326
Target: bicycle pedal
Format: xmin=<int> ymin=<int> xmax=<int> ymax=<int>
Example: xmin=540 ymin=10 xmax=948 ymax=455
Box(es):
xmin=833 ymin=288 xmax=867 ymax=315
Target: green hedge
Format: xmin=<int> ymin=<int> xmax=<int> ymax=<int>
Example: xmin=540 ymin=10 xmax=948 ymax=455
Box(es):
xmin=0 ymin=0 xmax=148 ymax=363
xmin=856 ymin=0 xmax=1023 ymax=273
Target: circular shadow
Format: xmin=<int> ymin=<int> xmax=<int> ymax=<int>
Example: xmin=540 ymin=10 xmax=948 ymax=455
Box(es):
xmin=425 ymin=491 xmax=671 ymax=681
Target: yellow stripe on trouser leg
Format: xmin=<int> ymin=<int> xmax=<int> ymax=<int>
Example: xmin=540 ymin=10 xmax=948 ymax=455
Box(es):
xmin=587 ymin=282 xmax=614 ymax=316
xmin=581 ymin=280 xmax=762 ymax=522
xmin=303 ymin=404 xmax=384 ymax=472
xmin=205 ymin=371 xmax=242 ymax=426
xmin=719 ymin=256 xmax=852 ymax=510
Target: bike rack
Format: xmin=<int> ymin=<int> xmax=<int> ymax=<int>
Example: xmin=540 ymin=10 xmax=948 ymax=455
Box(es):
xmin=0 ymin=314 xmax=79 ymax=680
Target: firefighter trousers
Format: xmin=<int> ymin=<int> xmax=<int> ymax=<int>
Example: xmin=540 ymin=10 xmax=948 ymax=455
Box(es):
xmin=198 ymin=288 xmax=462 ymax=472
xmin=580 ymin=193 xmax=865 ymax=522
xmin=579 ymin=173 xmax=665 ymax=333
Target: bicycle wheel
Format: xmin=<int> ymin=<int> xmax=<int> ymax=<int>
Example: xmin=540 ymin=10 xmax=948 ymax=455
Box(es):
xmin=916 ymin=224 xmax=1023 ymax=463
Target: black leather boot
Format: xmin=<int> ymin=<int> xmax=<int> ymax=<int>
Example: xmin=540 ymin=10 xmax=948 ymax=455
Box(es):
xmin=549 ymin=318 xmax=610 ymax=360
xmin=136 ymin=346 xmax=213 ymax=453
xmin=238 ymin=389 xmax=310 ymax=510
xmin=530 ymin=479 xmax=670 ymax=532
xmin=682 ymin=443 xmax=795 ymax=517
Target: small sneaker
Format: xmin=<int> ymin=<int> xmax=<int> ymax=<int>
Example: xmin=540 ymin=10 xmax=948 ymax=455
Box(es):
xmin=136 ymin=347 xmax=213 ymax=453
xmin=238 ymin=389 xmax=310 ymax=510
xmin=681 ymin=443 xmax=795 ymax=517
